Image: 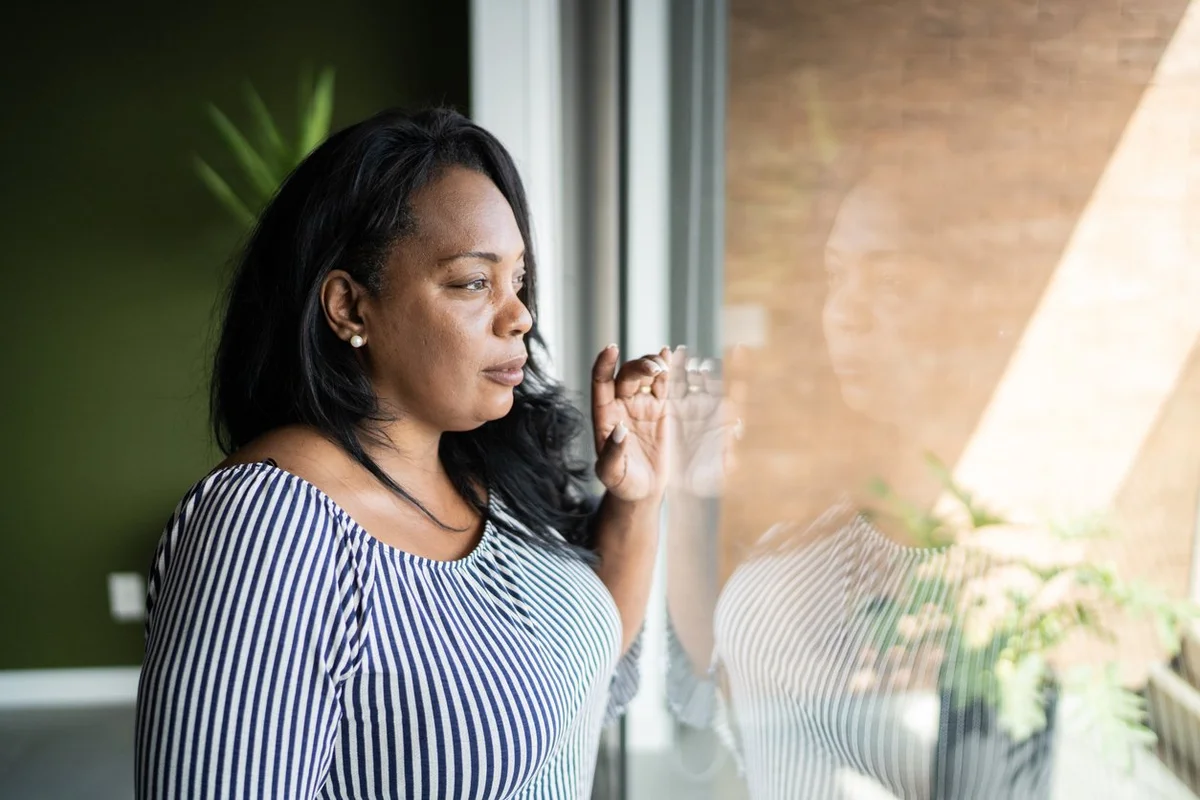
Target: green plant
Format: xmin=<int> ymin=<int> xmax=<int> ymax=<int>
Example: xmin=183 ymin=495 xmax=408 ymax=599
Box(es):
xmin=194 ymin=66 xmax=336 ymax=226
xmin=865 ymin=454 xmax=1200 ymax=768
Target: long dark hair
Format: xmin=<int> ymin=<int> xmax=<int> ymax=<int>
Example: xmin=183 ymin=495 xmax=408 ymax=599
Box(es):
xmin=211 ymin=107 xmax=595 ymax=553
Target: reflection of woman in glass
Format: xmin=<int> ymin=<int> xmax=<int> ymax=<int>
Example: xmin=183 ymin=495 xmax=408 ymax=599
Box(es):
xmin=824 ymin=171 xmax=958 ymax=426
xmin=666 ymin=145 xmax=1059 ymax=800
xmin=819 ymin=150 xmax=1033 ymax=513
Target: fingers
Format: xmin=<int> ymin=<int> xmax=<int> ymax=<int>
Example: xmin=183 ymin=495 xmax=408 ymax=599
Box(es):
xmin=652 ymin=348 xmax=670 ymax=399
xmin=686 ymin=357 xmax=708 ymax=396
xmin=668 ymin=345 xmax=689 ymax=400
xmin=614 ymin=352 xmax=668 ymax=400
xmin=673 ymin=350 xmax=722 ymax=399
xmin=594 ymin=421 xmax=628 ymax=489
xmin=591 ymin=344 xmax=620 ymax=408
xmin=656 ymin=346 xmax=671 ymax=399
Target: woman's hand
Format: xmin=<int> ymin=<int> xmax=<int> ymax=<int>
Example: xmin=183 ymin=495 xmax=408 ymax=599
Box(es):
xmin=666 ymin=346 xmax=746 ymax=498
xmin=591 ymin=345 xmax=672 ymax=503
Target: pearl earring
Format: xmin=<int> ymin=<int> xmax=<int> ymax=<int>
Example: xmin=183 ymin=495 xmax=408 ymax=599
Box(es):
xmin=350 ymin=334 xmax=365 ymax=348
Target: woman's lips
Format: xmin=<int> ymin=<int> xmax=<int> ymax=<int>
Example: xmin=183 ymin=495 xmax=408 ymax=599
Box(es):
xmin=482 ymin=367 xmax=525 ymax=387
xmin=829 ymin=353 xmax=868 ymax=377
xmin=482 ymin=356 xmax=527 ymax=387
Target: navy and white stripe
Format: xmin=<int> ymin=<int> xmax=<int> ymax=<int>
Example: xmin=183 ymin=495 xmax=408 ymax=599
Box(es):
xmin=136 ymin=461 xmax=639 ymax=799
xmin=669 ymin=507 xmax=986 ymax=799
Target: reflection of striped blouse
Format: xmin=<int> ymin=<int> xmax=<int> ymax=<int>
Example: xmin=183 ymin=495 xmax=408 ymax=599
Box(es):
xmin=136 ymin=461 xmax=638 ymax=799
xmin=669 ymin=508 xmax=1056 ymax=800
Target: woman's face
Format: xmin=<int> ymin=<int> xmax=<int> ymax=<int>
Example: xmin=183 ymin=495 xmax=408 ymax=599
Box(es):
xmin=359 ymin=166 xmax=533 ymax=433
xmin=821 ymin=179 xmax=950 ymax=426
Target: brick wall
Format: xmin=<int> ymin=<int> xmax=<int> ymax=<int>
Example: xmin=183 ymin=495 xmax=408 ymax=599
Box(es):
xmin=720 ymin=0 xmax=1200 ymax=679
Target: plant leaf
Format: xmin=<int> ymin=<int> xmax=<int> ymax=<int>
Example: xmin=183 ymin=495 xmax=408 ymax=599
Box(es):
xmin=923 ymin=451 xmax=1007 ymax=528
xmin=242 ymin=83 xmax=288 ymax=173
xmin=299 ymin=66 xmax=336 ymax=157
xmin=1067 ymin=664 xmax=1155 ymax=773
xmin=193 ymin=155 xmax=255 ymax=227
xmin=206 ymin=104 xmax=279 ymax=200
xmin=1049 ymin=512 xmax=1114 ymax=542
xmin=867 ymin=476 xmax=892 ymax=499
xmin=995 ymin=653 xmax=1048 ymax=742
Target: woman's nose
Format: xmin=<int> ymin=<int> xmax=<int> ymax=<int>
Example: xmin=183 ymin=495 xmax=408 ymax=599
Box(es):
xmin=498 ymin=290 xmax=533 ymax=337
xmin=824 ymin=286 xmax=873 ymax=334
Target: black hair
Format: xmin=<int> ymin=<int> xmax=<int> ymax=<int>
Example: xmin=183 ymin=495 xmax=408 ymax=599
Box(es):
xmin=210 ymin=107 xmax=595 ymax=554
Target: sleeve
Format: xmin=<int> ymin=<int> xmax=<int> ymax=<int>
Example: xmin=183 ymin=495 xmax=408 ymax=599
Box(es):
xmin=574 ymin=489 xmax=646 ymax=725
xmin=666 ymin=618 xmax=746 ymax=773
xmin=604 ymin=630 xmax=644 ymax=724
xmin=666 ymin=615 xmax=719 ymax=729
xmin=135 ymin=466 xmax=371 ymax=800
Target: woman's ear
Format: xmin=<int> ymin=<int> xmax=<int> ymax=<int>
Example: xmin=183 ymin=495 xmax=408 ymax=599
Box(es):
xmin=321 ymin=270 xmax=370 ymax=347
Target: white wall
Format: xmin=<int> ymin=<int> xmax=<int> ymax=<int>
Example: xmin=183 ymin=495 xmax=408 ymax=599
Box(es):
xmin=470 ymin=0 xmax=567 ymax=381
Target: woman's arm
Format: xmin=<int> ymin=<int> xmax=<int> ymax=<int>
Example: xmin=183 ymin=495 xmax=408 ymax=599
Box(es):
xmin=588 ymin=344 xmax=673 ymax=655
xmin=592 ymin=492 xmax=663 ymax=654
xmin=662 ymin=347 xmax=741 ymax=676
xmin=665 ymin=487 xmax=719 ymax=676
xmin=136 ymin=465 xmax=365 ymax=800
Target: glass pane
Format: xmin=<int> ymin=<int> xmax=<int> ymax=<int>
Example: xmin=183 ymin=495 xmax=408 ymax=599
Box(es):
xmin=644 ymin=0 xmax=1200 ymax=798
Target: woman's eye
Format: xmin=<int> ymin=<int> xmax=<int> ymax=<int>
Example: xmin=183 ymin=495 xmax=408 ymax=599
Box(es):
xmin=877 ymin=273 xmax=905 ymax=291
xmin=513 ymin=273 xmax=527 ymax=289
xmin=462 ymin=278 xmax=488 ymax=291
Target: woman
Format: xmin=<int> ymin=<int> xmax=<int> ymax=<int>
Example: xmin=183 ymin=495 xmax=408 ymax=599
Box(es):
xmin=135 ymin=108 xmax=669 ymax=800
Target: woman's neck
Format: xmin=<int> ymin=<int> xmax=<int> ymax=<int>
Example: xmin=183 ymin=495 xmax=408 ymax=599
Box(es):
xmin=847 ymin=428 xmax=951 ymax=546
xmin=359 ymin=418 xmax=446 ymax=487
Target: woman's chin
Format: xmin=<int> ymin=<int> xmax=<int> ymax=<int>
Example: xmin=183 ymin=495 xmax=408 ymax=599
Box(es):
xmin=479 ymin=390 xmax=517 ymax=423
xmin=836 ymin=376 xmax=871 ymax=409
xmin=837 ymin=381 xmax=893 ymax=425
xmin=440 ymin=394 xmax=516 ymax=432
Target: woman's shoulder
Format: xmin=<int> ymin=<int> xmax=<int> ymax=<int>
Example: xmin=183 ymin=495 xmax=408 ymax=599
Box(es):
xmin=174 ymin=427 xmax=362 ymax=546
xmin=752 ymin=501 xmax=857 ymax=549
xmin=155 ymin=444 xmax=373 ymax=603
xmin=215 ymin=424 xmax=349 ymax=482
xmin=147 ymin=441 xmax=375 ymax=684
xmin=202 ymin=426 xmax=362 ymax=510
xmin=175 ymin=461 xmax=343 ymax=547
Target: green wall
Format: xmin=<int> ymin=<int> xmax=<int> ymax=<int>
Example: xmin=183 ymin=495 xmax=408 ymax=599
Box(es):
xmin=0 ymin=1 xmax=469 ymax=669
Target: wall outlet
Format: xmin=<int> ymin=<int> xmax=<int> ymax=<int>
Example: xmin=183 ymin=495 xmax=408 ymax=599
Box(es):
xmin=107 ymin=572 xmax=146 ymax=623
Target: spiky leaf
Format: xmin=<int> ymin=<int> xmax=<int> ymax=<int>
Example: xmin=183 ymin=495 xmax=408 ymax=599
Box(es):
xmin=193 ymin=155 xmax=255 ymax=227
xmin=995 ymin=653 xmax=1049 ymax=742
xmin=242 ymin=83 xmax=289 ymax=175
xmin=205 ymin=104 xmax=277 ymax=198
xmin=1066 ymin=665 xmax=1156 ymax=773
xmin=300 ymin=67 xmax=336 ymax=157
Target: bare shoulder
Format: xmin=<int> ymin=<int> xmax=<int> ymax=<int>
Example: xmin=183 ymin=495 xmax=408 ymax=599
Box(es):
xmin=217 ymin=425 xmax=354 ymax=488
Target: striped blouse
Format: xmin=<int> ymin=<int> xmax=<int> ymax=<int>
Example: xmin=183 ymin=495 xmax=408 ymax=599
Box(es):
xmin=669 ymin=507 xmax=1057 ymax=799
xmin=135 ymin=461 xmax=639 ymax=799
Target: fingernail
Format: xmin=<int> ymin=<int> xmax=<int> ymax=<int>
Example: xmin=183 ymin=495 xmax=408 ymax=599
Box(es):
xmin=687 ymin=357 xmax=700 ymax=371
xmin=612 ymin=422 xmax=627 ymax=444
xmin=700 ymin=358 xmax=715 ymax=373
xmin=607 ymin=343 xmax=618 ymax=351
